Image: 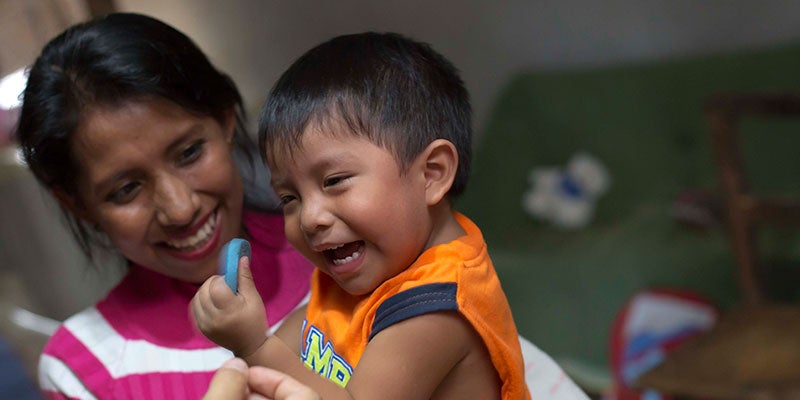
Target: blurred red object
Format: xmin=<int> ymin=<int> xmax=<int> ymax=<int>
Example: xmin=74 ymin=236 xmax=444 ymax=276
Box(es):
xmin=671 ymin=188 xmax=723 ymax=230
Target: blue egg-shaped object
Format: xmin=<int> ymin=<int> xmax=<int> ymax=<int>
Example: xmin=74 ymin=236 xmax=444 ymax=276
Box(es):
xmin=218 ymin=238 xmax=250 ymax=292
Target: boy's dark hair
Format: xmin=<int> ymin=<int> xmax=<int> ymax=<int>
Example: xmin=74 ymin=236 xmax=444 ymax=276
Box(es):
xmin=15 ymin=13 xmax=252 ymax=260
xmin=258 ymin=31 xmax=472 ymax=196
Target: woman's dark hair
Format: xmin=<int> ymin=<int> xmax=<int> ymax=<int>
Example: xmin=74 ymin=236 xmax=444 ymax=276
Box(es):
xmin=15 ymin=13 xmax=254 ymax=260
xmin=259 ymin=31 xmax=472 ymax=197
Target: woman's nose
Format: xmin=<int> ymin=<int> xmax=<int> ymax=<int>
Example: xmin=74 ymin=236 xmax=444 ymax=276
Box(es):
xmin=154 ymin=173 xmax=199 ymax=226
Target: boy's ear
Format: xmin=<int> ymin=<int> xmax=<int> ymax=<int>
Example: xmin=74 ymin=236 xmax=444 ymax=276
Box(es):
xmin=420 ymin=139 xmax=459 ymax=206
xmin=52 ymin=189 xmax=94 ymax=225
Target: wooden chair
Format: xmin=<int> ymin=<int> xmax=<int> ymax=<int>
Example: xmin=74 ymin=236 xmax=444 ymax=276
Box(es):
xmin=635 ymin=93 xmax=800 ymax=399
xmin=707 ymin=93 xmax=800 ymax=304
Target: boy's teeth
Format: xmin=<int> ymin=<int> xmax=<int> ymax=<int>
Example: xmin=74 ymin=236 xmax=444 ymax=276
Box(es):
xmin=167 ymin=214 xmax=216 ymax=250
xmin=333 ymin=251 xmax=361 ymax=265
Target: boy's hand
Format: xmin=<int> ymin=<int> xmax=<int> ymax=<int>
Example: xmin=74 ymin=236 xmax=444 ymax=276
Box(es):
xmin=191 ymin=256 xmax=269 ymax=357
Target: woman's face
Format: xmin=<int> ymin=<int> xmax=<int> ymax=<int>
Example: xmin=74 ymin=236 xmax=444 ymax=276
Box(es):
xmin=66 ymin=98 xmax=244 ymax=283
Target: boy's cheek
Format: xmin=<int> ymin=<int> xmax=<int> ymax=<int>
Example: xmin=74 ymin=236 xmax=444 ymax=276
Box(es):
xmin=284 ymin=223 xmax=308 ymax=252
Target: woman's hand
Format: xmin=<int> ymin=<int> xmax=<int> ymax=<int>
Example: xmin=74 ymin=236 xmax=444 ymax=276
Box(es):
xmin=191 ymin=256 xmax=269 ymax=357
xmin=204 ymin=358 xmax=320 ymax=400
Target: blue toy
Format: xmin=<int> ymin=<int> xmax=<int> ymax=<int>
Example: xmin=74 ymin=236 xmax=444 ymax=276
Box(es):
xmin=218 ymin=238 xmax=250 ymax=293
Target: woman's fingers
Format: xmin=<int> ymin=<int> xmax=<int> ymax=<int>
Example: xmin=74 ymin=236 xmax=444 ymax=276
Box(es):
xmin=248 ymin=366 xmax=321 ymax=400
xmin=203 ymin=358 xmax=249 ymax=400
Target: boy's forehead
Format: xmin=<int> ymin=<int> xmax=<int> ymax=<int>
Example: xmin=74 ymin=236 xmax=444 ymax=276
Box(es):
xmin=306 ymin=116 xmax=359 ymax=138
xmin=273 ymin=130 xmax=363 ymax=164
xmin=264 ymin=116 xmax=405 ymax=176
xmin=267 ymin=119 xmax=361 ymax=159
xmin=267 ymin=128 xmax=393 ymax=176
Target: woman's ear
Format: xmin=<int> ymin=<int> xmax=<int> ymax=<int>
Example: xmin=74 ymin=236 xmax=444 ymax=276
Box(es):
xmin=52 ymin=189 xmax=94 ymax=225
xmin=420 ymin=139 xmax=459 ymax=206
xmin=220 ymin=107 xmax=237 ymax=144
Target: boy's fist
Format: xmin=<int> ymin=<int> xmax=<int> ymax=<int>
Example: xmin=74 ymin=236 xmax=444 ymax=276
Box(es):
xmin=191 ymin=256 xmax=269 ymax=357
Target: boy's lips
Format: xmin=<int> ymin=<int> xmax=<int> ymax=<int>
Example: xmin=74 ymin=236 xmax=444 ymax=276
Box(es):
xmin=323 ymin=241 xmax=365 ymax=275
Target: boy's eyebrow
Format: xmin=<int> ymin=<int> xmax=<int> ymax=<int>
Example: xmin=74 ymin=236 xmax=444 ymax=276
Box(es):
xmin=269 ymin=175 xmax=286 ymax=189
xmin=268 ymin=151 xmax=359 ymax=189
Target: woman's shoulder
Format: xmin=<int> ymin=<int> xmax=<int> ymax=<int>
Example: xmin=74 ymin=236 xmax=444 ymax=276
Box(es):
xmin=39 ymin=305 xmax=112 ymax=397
xmin=42 ymin=305 xmax=114 ymax=359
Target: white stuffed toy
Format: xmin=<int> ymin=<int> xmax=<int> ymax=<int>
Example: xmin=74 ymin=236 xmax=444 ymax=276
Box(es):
xmin=522 ymin=152 xmax=610 ymax=229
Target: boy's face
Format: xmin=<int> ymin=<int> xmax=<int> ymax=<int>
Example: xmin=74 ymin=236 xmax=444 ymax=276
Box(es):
xmin=269 ymin=123 xmax=433 ymax=295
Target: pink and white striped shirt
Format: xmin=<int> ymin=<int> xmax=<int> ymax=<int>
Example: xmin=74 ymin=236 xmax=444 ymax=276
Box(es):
xmin=38 ymin=211 xmax=314 ymax=400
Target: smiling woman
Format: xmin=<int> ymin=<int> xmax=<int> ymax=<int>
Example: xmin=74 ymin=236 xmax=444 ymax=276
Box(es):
xmin=65 ymin=98 xmax=243 ymax=284
xmin=15 ymin=13 xmax=314 ymax=399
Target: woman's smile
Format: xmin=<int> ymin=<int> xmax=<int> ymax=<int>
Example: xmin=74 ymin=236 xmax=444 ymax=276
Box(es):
xmin=162 ymin=209 xmax=224 ymax=261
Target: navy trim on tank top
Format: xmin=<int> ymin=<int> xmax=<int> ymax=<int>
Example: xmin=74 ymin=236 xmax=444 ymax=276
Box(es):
xmin=370 ymin=282 xmax=458 ymax=340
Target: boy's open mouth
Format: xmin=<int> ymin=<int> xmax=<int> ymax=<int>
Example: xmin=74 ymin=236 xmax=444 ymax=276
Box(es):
xmin=324 ymin=241 xmax=365 ymax=266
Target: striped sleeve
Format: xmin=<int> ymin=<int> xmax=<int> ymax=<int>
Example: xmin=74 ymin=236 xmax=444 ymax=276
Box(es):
xmin=39 ymin=354 xmax=97 ymax=400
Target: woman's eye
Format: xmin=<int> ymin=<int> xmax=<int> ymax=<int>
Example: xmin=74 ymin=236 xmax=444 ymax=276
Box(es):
xmin=178 ymin=141 xmax=205 ymax=165
xmin=108 ymin=182 xmax=141 ymax=204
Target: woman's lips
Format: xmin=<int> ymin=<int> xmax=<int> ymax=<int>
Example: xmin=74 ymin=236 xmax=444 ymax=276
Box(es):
xmin=163 ymin=210 xmax=222 ymax=261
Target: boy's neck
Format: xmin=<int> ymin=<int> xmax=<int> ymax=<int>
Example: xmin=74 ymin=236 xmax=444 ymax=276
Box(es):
xmin=424 ymin=201 xmax=466 ymax=250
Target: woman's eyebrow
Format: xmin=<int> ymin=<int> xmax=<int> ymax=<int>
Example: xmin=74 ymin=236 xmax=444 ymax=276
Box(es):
xmin=163 ymin=123 xmax=205 ymax=155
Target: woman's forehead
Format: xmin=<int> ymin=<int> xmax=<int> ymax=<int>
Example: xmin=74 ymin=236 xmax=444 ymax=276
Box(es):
xmin=72 ymin=99 xmax=210 ymax=181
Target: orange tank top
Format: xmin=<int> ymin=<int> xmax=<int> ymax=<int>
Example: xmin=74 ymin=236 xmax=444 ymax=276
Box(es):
xmin=300 ymin=212 xmax=530 ymax=399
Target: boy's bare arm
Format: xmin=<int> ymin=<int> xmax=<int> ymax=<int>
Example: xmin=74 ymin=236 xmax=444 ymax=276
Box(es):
xmin=243 ymin=309 xmax=355 ymax=400
xmin=273 ymin=304 xmax=308 ymax=354
xmin=346 ymin=311 xmax=499 ymax=399
xmin=245 ymin=311 xmax=494 ymax=399
xmin=246 ymin=334 xmax=356 ymax=399
xmin=242 ymin=304 xmax=306 ymax=366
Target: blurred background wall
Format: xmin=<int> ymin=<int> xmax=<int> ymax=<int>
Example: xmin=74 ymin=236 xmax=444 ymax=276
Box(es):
xmin=4 ymin=0 xmax=800 ymax=394
xmin=113 ymin=0 xmax=800 ymax=134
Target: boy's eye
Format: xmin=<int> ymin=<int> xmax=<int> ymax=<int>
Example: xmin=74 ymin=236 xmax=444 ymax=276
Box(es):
xmin=177 ymin=140 xmax=205 ymax=165
xmin=279 ymin=195 xmax=297 ymax=206
xmin=108 ymin=181 xmax=141 ymax=204
xmin=324 ymin=176 xmax=347 ymax=187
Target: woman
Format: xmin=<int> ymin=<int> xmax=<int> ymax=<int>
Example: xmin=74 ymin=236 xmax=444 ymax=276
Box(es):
xmin=16 ymin=13 xmax=313 ymax=399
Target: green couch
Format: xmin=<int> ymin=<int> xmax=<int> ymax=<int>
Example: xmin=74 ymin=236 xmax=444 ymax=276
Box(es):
xmin=457 ymin=43 xmax=800 ymax=390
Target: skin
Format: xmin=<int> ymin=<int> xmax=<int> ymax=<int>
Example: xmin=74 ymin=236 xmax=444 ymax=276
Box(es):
xmin=192 ymin=120 xmax=502 ymax=399
xmin=204 ymin=358 xmax=320 ymax=400
xmin=56 ymin=97 xmax=246 ymax=284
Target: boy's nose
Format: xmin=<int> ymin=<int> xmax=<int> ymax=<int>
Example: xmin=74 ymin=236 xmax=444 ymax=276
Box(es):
xmin=154 ymin=173 xmax=199 ymax=226
xmin=299 ymin=197 xmax=334 ymax=234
